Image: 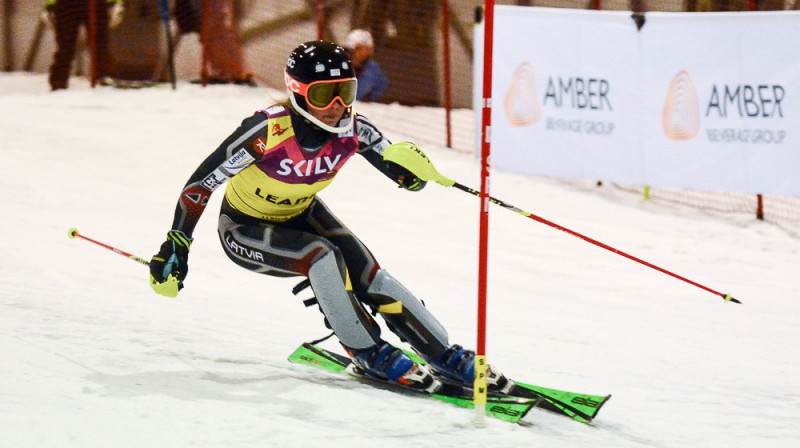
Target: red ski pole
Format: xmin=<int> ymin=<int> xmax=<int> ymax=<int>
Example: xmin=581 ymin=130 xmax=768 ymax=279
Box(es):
xmin=68 ymin=228 xmax=150 ymax=266
xmin=448 ymin=183 xmax=741 ymax=304
xmin=382 ymin=143 xmax=741 ymax=304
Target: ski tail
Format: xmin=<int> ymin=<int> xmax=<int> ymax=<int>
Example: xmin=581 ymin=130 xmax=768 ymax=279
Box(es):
xmin=288 ymin=343 xmax=349 ymax=373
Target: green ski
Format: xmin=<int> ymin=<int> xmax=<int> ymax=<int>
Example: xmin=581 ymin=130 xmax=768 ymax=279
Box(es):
xmin=400 ymin=348 xmax=611 ymax=423
xmin=514 ymin=381 xmax=610 ymax=423
xmin=288 ymin=343 xmax=536 ymax=423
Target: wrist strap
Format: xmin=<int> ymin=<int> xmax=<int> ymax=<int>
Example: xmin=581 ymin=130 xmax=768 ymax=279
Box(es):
xmin=167 ymin=230 xmax=193 ymax=249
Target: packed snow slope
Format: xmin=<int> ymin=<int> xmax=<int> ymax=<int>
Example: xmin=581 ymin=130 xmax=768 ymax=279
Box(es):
xmin=1 ymin=73 xmax=798 ymax=448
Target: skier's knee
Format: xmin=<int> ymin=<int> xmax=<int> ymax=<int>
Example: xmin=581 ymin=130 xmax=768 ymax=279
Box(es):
xmin=309 ymin=251 xmax=381 ymax=349
xmin=367 ymin=269 xmax=449 ymax=355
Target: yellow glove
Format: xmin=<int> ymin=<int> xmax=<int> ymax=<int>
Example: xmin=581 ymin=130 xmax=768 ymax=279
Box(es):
xmin=149 ymin=230 xmax=192 ymax=297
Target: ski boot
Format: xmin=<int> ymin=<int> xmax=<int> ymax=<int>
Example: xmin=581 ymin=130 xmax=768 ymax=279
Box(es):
xmin=426 ymin=344 xmax=514 ymax=394
xmin=346 ymin=342 xmax=440 ymax=393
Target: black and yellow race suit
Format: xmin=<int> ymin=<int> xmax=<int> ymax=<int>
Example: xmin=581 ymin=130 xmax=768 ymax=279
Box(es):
xmin=166 ymin=104 xmax=449 ymax=355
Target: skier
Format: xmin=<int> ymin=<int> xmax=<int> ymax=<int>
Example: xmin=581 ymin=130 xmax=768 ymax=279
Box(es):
xmin=149 ymin=41 xmax=508 ymax=392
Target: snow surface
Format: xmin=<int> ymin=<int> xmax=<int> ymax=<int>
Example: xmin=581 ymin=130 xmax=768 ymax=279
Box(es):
xmin=1 ymin=73 xmax=798 ymax=448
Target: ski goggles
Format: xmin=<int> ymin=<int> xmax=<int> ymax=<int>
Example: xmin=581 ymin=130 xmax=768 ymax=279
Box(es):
xmin=285 ymin=71 xmax=358 ymax=110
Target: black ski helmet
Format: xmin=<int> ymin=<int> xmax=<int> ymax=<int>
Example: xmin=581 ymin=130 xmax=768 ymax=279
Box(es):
xmin=285 ymin=41 xmax=357 ymax=133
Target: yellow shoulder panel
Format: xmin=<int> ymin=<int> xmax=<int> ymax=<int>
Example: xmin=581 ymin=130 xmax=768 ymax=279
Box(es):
xmin=265 ymin=115 xmax=295 ymax=148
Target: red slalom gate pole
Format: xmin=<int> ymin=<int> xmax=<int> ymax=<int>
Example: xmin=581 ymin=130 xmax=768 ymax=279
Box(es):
xmin=474 ymin=0 xmax=496 ymax=426
xmin=68 ymin=228 xmax=150 ymax=266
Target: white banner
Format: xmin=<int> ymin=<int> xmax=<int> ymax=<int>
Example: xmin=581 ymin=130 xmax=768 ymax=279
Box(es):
xmin=483 ymin=7 xmax=800 ymax=196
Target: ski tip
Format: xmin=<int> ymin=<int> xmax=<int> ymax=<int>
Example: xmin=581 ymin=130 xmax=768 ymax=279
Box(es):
xmin=67 ymin=227 xmax=79 ymax=239
xmin=591 ymin=394 xmax=613 ymax=420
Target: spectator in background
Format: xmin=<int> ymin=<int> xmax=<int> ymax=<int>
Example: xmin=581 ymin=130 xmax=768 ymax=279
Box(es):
xmin=174 ymin=0 xmax=254 ymax=85
xmin=45 ymin=0 xmax=124 ymax=90
xmin=343 ymin=29 xmax=388 ymax=102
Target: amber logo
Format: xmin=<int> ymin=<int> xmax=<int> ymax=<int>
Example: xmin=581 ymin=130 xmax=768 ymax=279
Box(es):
xmin=662 ymin=71 xmax=700 ymax=140
xmin=503 ymin=62 xmax=542 ymax=127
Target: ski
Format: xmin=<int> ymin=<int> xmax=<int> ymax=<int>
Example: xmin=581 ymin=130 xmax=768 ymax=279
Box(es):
xmin=399 ymin=349 xmax=611 ymax=423
xmin=288 ymin=343 xmax=537 ymax=423
xmin=512 ymin=381 xmax=611 ymax=423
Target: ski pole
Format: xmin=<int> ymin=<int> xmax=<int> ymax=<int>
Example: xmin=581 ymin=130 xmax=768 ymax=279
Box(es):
xmin=68 ymin=228 xmax=150 ymax=266
xmin=68 ymin=228 xmax=183 ymax=297
xmin=382 ymin=142 xmax=740 ymax=304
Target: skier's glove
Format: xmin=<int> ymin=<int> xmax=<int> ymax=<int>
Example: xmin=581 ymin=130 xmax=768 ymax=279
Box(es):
xmin=149 ymin=230 xmax=192 ymax=297
xmin=386 ymin=161 xmax=426 ymax=191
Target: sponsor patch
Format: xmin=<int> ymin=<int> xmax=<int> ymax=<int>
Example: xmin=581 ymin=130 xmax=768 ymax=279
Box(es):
xmin=224 ymin=233 xmax=265 ymax=262
xmin=272 ymin=123 xmax=289 ymax=136
xmin=253 ymin=137 xmax=268 ymax=155
xmin=276 ymin=154 xmax=342 ymax=177
xmin=201 ymin=149 xmax=254 ymax=190
xmin=201 ymin=171 xmax=226 ymax=191
xmin=224 ymin=148 xmax=255 ymax=171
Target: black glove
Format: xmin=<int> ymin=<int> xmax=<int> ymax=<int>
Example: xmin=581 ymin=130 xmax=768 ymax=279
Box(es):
xmin=385 ymin=161 xmax=426 ymax=191
xmin=149 ymin=230 xmax=192 ymax=297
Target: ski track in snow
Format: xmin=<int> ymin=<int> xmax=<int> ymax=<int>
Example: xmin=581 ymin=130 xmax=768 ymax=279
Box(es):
xmin=1 ymin=73 xmax=799 ymax=448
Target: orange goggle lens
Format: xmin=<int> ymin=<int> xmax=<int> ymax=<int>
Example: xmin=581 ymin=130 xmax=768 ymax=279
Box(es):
xmin=306 ymin=79 xmax=357 ymax=109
